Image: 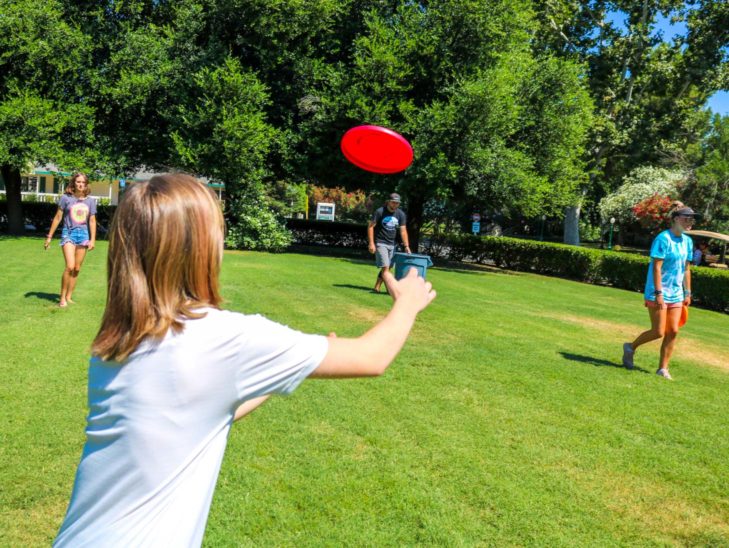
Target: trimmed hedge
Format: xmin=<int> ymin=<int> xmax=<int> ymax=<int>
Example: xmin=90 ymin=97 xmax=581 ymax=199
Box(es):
xmin=0 ymin=201 xmax=117 ymax=237
xmin=424 ymin=234 xmax=729 ymax=312
xmin=285 ymin=218 xmax=368 ymax=249
xmin=4 ymin=204 xmax=727 ymax=312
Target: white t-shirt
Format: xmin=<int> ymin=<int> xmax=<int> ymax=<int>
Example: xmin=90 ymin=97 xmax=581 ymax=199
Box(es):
xmin=54 ymin=308 xmax=328 ymax=547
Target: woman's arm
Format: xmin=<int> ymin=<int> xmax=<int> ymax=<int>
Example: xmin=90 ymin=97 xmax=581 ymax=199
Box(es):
xmin=684 ymin=262 xmax=692 ymax=305
xmin=310 ymin=269 xmax=435 ymax=378
xmin=44 ymin=208 xmax=64 ymax=249
xmin=88 ymin=215 xmax=97 ymax=250
xmin=652 ymin=259 xmax=665 ymax=307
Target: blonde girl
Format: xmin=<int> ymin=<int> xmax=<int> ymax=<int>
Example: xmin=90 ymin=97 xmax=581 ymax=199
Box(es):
xmin=622 ymin=201 xmax=699 ymax=379
xmin=54 ymin=174 xmax=435 ymax=546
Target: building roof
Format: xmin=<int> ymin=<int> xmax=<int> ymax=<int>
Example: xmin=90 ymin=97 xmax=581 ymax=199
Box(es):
xmin=32 ymin=165 xmax=225 ymax=189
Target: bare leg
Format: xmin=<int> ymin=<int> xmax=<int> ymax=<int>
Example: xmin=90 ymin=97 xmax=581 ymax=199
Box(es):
xmin=631 ymin=305 xmax=666 ymax=351
xmin=373 ymin=267 xmax=390 ymax=292
xmin=59 ymin=244 xmax=76 ymax=307
xmin=66 ymin=246 xmax=88 ymax=303
xmin=659 ymin=307 xmax=683 ymax=372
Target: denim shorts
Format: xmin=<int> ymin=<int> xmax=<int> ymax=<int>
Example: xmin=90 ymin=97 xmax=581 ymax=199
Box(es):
xmin=60 ymin=227 xmax=90 ymax=247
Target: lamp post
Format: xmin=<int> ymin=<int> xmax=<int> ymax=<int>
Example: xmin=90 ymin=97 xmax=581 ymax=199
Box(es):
xmin=608 ymin=217 xmax=616 ymax=250
xmin=540 ymin=214 xmax=546 ymax=241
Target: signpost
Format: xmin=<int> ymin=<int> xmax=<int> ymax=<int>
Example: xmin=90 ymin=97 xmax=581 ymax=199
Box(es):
xmin=471 ymin=213 xmax=481 ymax=235
xmin=316 ymin=202 xmax=336 ymax=221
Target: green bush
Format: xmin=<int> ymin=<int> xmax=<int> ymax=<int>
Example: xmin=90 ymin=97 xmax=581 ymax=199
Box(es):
xmin=596 ymin=252 xmax=649 ymax=291
xmin=692 ymin=267 xmax=729 ymax=312
xmin=224 ymin=195 xmax=292 ymax=252
xmin=425 ymin=234 xmax=729 ymax=312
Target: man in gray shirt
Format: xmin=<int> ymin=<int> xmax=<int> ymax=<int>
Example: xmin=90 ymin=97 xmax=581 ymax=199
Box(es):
xmin=367 ymin=193 xmax=411 ymax=293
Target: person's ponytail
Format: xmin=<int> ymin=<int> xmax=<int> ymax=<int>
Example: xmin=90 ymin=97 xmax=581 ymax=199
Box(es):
xmin=667 ymin=200 xmax=685 ymax=220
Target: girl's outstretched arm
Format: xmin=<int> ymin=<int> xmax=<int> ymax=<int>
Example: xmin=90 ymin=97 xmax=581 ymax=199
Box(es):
xmin=234 ymin=395 xmax=271 ymax=422
xmin=310 ymin=269 xmax=436 ymax=378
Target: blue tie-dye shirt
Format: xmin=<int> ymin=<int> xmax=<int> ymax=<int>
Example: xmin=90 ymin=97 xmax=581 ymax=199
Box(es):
xmin=644 ymin=230 xmax=693 ymax=304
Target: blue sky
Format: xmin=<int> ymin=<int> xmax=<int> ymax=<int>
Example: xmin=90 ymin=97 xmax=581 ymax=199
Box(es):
xmin=606 ymin=10 xmax=728 ymax=115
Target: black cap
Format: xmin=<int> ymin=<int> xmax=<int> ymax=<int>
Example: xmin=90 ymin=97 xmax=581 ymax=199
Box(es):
xmin=672 ymin=207 xmax=703 ymax=219
xmin=388 ymin=193 xmax=401 ymax=203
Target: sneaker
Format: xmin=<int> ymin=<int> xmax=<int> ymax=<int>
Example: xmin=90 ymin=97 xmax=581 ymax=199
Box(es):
xmin=622 ymin=343 xmax=635 ymax=369
xmin=656 ymin=368 xmax=673 ymax=380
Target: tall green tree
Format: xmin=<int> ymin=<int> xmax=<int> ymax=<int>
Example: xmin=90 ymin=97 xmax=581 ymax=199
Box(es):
xmin=296 ymin=1 xmax=593 ymax=248
xmin=0 ymin=0 xmax=94 ymax=234
xmin=681 ymin=114 xmax=729 ymax=231
xmin=532 ymin=0 xmax=729 ymax=243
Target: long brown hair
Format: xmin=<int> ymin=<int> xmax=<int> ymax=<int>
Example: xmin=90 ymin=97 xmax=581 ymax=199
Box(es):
xmin=67 ymin=173 xmax=91 ymax=197
xmin=92 ymin=174 xmax=224 ymax=362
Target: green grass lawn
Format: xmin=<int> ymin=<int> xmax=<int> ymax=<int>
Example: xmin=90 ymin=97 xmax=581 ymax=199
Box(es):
xmin=1 ymin=236 xmax=728 ymax=546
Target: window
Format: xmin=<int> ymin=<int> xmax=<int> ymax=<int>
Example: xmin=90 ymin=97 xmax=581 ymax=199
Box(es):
xmin=20 ymin=177 xmax=38 ymax=192
xmin=53 ymin=177 xmax=60 ymax=194
xmin=39 ymin=176 xmax=47 ymax=193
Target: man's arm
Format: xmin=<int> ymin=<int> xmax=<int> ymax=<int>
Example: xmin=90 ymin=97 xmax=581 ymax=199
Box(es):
xmin=367 ymin=222 xmax=376 ymax=254
xmin=399 ymin=225 xmax=411 ymax=253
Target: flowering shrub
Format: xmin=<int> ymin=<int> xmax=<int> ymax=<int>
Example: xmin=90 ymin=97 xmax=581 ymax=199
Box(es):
xmin=307 ymin=185 xmax=369 ymax=223
xmin=599 ymin=166 xmax=685 ymax=225
xmin=632 ymin=194 xmax=673 ymax=232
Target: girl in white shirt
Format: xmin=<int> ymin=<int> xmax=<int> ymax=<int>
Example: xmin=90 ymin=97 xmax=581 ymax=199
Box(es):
xmin=54 ymin=173 xmax=435 ymax=547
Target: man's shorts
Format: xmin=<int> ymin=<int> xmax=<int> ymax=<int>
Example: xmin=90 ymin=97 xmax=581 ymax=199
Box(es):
xmin=60 ymin=227 xmax=90 ymax=247
xmin=375 ymin=243 xmax=395 ymax=268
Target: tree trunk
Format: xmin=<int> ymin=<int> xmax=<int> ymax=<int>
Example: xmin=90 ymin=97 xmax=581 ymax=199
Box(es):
xmin=563 ymin=205 xmax=580 ymax=246
xmin=1 ymin=165 xmax=24 ymax=235
xmin=405 ymin=193 xmax=424 ymax=253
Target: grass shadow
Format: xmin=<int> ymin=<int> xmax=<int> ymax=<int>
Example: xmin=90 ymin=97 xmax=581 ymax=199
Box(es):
xmin=332 ymin=283 xmax=391 ymax=296
xmin=434 ymin=261 xmax=516 ymax=276
xmin=24 ymin=291 xmax=59 ymax=303
xmin=333 ymin=283 xmax=374 ymax=292
xmin=559 ymin=351 xmax=650 ymax=374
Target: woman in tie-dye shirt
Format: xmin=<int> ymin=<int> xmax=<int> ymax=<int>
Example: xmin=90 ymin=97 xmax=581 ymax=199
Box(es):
xmin=44 ymin=173 xmax=97 ymax=308
xmin=622 ymin=201 xmax=699 ymax=380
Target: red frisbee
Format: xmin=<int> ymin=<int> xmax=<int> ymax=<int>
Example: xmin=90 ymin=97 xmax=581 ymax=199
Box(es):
xmin=340 ymin=125 xmax=413 ymax=174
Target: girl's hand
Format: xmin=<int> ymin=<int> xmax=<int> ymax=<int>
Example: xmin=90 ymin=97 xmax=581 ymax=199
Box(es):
xmin=655 ymin=294 xmax=666 ymax=309
xmin=88 ymin=240 xmax=95 ymax=251
xmin=383 ymin=269 xmax=436 ymax=313
xmin=43 ymin=237 xmax=51 ymax=250
xmin=684 ymin=296 xmax=692 ymax=307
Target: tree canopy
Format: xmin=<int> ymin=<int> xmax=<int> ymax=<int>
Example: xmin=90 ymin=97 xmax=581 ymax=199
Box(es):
xmin=2 ymin=0 xmax=727 ymax=246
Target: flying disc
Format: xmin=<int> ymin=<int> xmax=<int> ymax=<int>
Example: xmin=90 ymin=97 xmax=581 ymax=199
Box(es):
xmin=340 ymin=125 xmax=413 ymax=174
xmin=679 ymin=304 xmax=688 ymax=327
xmin=665 ymin=304 xmax=688 ymax=329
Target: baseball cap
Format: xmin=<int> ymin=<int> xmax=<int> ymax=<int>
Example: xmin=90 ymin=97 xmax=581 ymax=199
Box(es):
xmin=388 ymin=193 xmax=401 ymax=203
xmin=672 ymin=207 xmax=702 ymax=219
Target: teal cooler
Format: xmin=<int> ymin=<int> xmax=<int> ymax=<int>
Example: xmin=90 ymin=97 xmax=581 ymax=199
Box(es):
xmin=393 ymin=252 xmax=434 ymax=280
